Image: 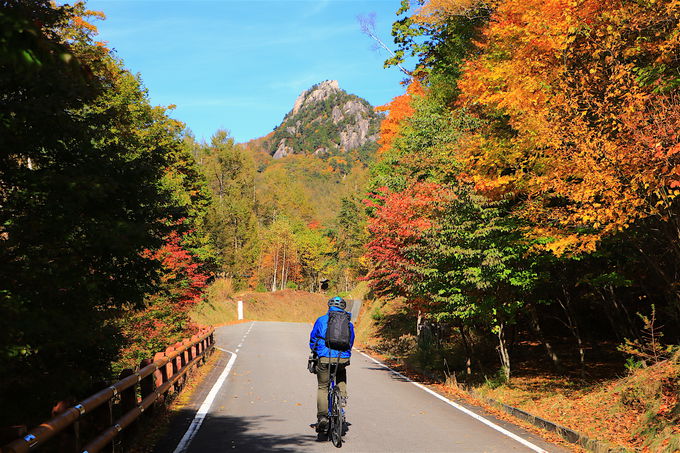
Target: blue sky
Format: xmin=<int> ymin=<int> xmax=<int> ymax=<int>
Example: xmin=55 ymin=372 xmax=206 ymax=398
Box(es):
xmin=86 ymin=0 xmax=409 ymax=143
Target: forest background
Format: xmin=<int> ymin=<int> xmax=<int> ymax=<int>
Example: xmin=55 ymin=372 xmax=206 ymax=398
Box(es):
xmin=2 ymin=0 xmax=680 ymax=451
xmin=0 ymin=0 xmax=370 ymax=429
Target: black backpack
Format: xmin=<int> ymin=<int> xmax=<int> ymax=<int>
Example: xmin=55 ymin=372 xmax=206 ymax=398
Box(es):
xmin=326 ymin=311 xmax=351 ymax=351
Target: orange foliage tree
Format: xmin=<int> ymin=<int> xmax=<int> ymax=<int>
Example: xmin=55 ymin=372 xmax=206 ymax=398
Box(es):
xmin=456 ymin=0 xmax=680 ymax=253
xmin=376 ymin=80 xmax=426 ymax=154
xmin=364 ymin=0 xmax=680 ymax=386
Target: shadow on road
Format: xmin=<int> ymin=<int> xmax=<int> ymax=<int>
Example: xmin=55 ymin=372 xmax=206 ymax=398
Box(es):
xmin=155 ymin=409 xmax=319 ymax=453
xmin=362 ymin=365 xmax=411 ymax=383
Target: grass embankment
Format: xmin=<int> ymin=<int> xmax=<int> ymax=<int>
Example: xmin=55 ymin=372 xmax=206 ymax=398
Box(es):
xmin=476 ymin=358 xmax=680 ymax=452
xmin=354 ymin=296 xmax=680 ymax=453
xmin=191 ymin=278 xmax=329 ymax=325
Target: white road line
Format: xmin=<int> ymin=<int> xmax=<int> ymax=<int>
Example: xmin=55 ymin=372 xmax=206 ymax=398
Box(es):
xmin=356 ymin=350 xmax=549 ymax=453
xmin=172 ymin=349 xmax=237 ymax=453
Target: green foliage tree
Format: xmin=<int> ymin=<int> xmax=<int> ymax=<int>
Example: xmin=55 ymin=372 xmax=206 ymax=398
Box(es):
xmin=365 ymin=13 xmax=535 ymax=378
xmin=200 ymin=130 xmax=259 ymax=284
xmin=255 ymin=159 xmax=317 ymax=225
xmin=415 ymin=191 xmax=535 ymax=380
xmin=295 ymin=225 xmax=335 ymax=292
xmin=0 ymin=1 xmax=214 ymax=425
xmin=328 ymin=196 xmax=368 ymax=292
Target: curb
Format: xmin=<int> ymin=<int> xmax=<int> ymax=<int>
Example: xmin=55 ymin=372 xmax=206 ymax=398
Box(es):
xmin=463 ymin=388 xmax=631 ymax=453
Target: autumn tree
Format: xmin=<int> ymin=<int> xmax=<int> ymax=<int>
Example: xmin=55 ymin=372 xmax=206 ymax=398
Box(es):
xmin=457 ymin=0 xmax=680 ymax=253
xmin=255 ymin=217 xmax=302 ymax=291
xmin=362 ymin=0 xmax=680 ymax=383
xmin=296 ymin=223 xmax=336 ymax=292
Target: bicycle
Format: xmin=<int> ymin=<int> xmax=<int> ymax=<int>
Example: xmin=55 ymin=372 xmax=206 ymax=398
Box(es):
xmin=326 ymin=359 xmax=345 ymax=448
xmin=312 ymin=356 xmax=346 ymax=447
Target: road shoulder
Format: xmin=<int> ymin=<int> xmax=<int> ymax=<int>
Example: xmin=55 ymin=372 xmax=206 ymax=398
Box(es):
xmin=354 ymin=347 xmax=577 ymax=453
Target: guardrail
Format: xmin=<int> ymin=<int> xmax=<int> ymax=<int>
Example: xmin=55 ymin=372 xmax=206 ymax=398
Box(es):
xmin=1 ymin=327 xmax=215 ymax=453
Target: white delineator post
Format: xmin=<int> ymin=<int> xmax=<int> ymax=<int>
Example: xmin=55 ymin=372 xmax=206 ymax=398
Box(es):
xmin=237 ymin=300 xmax=244 ymax=320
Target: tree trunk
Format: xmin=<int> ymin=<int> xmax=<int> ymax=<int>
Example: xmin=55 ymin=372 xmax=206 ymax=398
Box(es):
xmin=215 ymin=171 xmax=224 ymax=201
xmin=528 ymin=304 xmax=561 ymax=370
xmin=558 ymin=287 xmax=586 ymax=371
xmin=598 ymin=289 xmax=624 ymax=342
xmin=458 ymin=325 xmax=473 ymax=375
xmin=608 ymin=285 xmax=636 ymax=339
xmin=283 ymin=259 xmax=289 ymax=290
xmin=271 ymin=246 xmax=279 ymax=292
xmin=280 ymin=245 xmax=287 ymax=291
xmin=497 ymin=321 xmax=511 ymax=381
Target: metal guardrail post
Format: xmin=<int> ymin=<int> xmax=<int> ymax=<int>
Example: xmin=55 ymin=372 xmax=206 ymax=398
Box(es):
xmin=167 ymin=345 xmax=177 ymax=393
xmin=160 ymin=349 xmax=170 ymax=402
xmin=152 ymin=352 xmax=165 ymax=393
xmin=177 ymin=341 xmax=185 ymax=389
xmin=118 ymin=369 xmax=137 ymax=448
xmin=187 ymin=338 xmax=195 ymax=362
xmin=139 ymin=358 xmax=155 ymax=419
xmin=180 ymin=340 xmax=189 ymax=390
xmin=73 ymin=419 xmax=81 ymax=453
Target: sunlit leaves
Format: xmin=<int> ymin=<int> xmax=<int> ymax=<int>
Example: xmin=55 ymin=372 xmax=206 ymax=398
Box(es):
xmin=457 ymin=0 xmax=680 ymax=252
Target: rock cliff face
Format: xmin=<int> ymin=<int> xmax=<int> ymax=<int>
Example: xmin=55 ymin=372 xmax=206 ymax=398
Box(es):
xmin=268 ymin=80 xmax=381 ymax=160
xmin=291 ymin=80 xmax=339 ymax=116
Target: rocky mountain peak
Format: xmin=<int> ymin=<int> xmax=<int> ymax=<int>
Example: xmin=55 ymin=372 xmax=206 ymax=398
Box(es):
xmin=291 ymin=80 xmax=340 ymax=116
xmin=269 ymin=81 xmax=381 ymax=160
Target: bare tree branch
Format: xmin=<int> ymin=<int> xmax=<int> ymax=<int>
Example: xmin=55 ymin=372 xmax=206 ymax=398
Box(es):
xmin=357 ymin=12 xmax=411 ymax=77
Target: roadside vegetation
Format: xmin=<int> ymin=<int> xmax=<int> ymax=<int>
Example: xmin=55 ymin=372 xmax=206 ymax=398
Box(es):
xmin=355 ymin=2 xmax=680 ymax=449
xmin=1 ymin=1 xmax=215 ymax=427
xmin=355 ymin=298 xmax=680 ymax=451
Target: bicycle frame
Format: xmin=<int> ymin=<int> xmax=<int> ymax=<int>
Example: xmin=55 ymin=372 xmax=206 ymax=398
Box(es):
xmin=327 ymin=361 xmax=339 ymax=417
xmin=325 ymin=351 xmax=345 ymax=447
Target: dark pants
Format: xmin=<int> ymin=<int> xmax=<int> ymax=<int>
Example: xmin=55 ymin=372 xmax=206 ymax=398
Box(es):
xmin=316 ymin=357 xmax=349 ymax=419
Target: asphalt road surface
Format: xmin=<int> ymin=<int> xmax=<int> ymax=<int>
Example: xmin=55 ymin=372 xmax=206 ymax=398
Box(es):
xmin=158 ymin=322 xmax=569 ymax=453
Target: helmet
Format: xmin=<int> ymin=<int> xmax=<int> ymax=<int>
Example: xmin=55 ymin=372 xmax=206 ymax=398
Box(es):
xmin=328 ymin=296 xmax=347 ymax=310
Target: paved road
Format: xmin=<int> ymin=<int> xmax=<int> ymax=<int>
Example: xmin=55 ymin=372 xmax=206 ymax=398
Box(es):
xmin=160 ymin=322 xmax=569 ymax=453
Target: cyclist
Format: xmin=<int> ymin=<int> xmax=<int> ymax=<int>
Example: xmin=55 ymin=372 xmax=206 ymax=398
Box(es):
xmin=309 ymin=296 xmax=355 ymax=433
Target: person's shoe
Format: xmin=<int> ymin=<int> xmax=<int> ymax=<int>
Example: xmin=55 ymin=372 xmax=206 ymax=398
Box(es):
xmin=316 ymin=416 xmax=329 ymax=433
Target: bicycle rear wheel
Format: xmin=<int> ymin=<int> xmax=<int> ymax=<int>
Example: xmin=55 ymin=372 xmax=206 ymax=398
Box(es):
xmin=329 ymin=388 xmax=343 ymax=448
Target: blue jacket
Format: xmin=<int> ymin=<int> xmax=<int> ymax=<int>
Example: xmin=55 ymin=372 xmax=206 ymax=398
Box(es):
xmin=309 ymin=306 xmax=355 ymax=358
